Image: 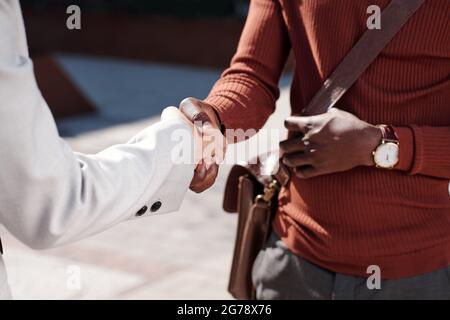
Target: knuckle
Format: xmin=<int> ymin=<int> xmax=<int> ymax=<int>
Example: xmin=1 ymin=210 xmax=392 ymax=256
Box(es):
xmin=311 ymin=151 xmax=323 ymax=163
xmin=180 ymin=97 xmax=196 ymax=107
xmin=283 ymin=155 xmax=295 ymax=165
xmin=279 ymin=140 xmax=289 ymax=149
xmin=295 ymin=169 xmax=307 ymax=179
xmin=302 ymin=171 xmax=314 ymax=179
xmin=192 ymin=111 xmax=210 ymax=124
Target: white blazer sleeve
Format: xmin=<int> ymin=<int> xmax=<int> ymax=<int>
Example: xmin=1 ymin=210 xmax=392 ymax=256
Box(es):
xmin=0 ymin=1 xmax=196 ymax=249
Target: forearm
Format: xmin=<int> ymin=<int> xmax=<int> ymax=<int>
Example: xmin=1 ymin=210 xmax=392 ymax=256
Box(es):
xmin=0 ymin=103 xmax=195 ymax=248
xmin=205 ymin=0 xmax=291 ymax=133
xmin=0 ymin=53 xmax=195 ymax=249
xmin=205 ymin=74 xmax=279 ymax=133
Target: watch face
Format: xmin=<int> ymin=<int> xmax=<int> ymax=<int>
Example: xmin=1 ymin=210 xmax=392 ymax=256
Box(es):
xmin=374 ymin=142 xmax=399 ymax=168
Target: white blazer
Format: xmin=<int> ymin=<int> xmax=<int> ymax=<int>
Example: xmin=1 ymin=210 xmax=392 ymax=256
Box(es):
xmin=0 ymin=0 xmax=196 ymax=299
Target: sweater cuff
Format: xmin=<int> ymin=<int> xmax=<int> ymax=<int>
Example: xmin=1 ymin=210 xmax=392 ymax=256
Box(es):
xmin=392 ymin=126 xmax=414 ymax=172
xmin=204 ymin=95 xmax=231 ymax=130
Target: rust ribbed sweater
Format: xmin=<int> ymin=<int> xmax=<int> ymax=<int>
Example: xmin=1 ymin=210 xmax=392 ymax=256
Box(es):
xmin=205 ymin=0 xmax=450 ymax=278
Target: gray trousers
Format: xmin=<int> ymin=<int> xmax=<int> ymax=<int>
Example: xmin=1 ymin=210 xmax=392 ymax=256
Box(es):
xmin=252 ymin=232 xmax=450 ymax=300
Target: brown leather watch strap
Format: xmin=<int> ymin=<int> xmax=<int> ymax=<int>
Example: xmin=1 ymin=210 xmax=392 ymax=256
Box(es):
xmin=379 ymin=125 xmax=399 ymax=143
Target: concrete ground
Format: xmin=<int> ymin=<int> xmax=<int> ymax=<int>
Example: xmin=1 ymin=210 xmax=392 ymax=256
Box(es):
xmin=0 ymin=55 xmax=291 ymax=299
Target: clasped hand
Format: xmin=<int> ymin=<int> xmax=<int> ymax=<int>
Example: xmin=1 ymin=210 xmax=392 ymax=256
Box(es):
xmin=178 ymin=97 xmax=227 ymax=193
xmin=280 ymin=108 xmax=382 ymax=178
xmin=173 ymin=101 xmax=382 ymax=192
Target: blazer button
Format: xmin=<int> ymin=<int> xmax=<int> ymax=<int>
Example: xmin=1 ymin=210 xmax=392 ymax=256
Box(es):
xmin=136 ymin=206 xmax=148 ymax=217
xmin=150 ymin=201 xmax=162 ymax=212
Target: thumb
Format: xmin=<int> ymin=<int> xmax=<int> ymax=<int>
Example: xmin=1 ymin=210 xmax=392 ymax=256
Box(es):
xmin=179 ymin=98 xmax=213 ymax=129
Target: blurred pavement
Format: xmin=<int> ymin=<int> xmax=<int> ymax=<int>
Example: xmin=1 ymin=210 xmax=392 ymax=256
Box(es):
xmin=0 ymin=55 xmax=291 ymax=299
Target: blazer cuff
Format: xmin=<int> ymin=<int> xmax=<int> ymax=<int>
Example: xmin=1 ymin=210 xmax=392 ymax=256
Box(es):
xmin=129 ymin=119 xmax=196 ymax=218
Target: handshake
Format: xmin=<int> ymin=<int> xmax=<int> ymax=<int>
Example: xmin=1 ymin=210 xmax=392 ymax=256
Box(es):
xmin=166 ymin=97 xmax=388 ymax=186
xmin=163 ymin=97 xmax=228 ymax=194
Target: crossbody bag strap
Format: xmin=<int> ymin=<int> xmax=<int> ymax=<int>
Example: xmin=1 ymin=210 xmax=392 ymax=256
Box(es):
xmin=303 ymin=0 xmax=426 ymax=116
xmin=274 ymin=0 xmax=426 ymax=186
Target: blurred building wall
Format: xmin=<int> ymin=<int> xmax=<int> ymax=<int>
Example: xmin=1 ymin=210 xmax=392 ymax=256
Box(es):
xmin=21 ymin=0 xmax=249 ymax=18
xmin=21 ymin=0 xmax=250 ymax=68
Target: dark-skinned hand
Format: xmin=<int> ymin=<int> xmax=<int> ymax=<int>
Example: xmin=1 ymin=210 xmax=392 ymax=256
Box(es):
xmin=281 ymin=108 xmax=382 ymax=179
xmin=179 ymin=97 xmax=227 ymax=193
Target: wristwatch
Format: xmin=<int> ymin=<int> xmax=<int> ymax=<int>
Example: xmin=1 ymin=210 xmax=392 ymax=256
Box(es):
xmin=372 ymin=125 xmax=399 ymax=169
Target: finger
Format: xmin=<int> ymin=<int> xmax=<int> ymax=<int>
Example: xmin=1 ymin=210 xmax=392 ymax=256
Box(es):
xmin=279 ymin=136 xmax=307 ymax=154
xmin=190 ymin=164 xmax=219 ymax=193
xmin=202 ymin=127 xmax=227 ymax=166
xmin=204 ymin=163 xmax=219 ymax=182
xmin=294 ymin=166 xmax=320 ymax=179
xmin=284 ymin=116 xmax=315 ymax=133
xmin=179 ymin=98 xmax=212 ymax=128
xmin=190 ymin=161 xmax=207 ymax=185
xmin=215 ymin=133 xmax=228 ymax=164
xmin=282 ymin=152 xmax=314 ymax=168
xmin=191 ymin=168 xmax=217 ymax=193
xmin=180 ymin=98 xmax=227 ymax=166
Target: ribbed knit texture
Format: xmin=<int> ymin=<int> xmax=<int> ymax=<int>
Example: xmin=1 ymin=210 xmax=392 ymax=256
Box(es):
xmin=205 ymin=0 xmax=450 ymax=278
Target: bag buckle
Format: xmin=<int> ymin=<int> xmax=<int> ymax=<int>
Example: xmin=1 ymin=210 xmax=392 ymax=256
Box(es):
xmin=255 ymin=179 xmax=280 ymax=203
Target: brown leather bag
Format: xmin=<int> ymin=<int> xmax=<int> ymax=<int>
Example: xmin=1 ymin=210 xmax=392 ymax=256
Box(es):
xmin=222 ymin=0 xmax=426 ymax=300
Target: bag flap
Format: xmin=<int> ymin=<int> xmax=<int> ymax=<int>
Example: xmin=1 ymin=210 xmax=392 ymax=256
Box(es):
xmin=223 ymin=165 xmax=257 ymax=213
